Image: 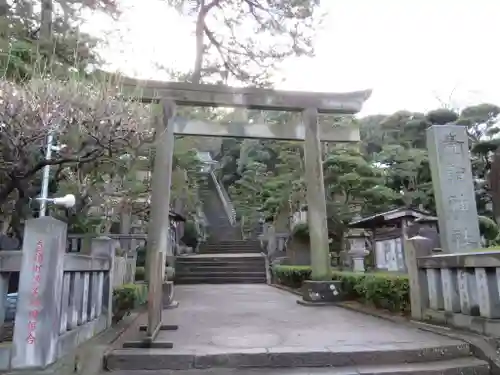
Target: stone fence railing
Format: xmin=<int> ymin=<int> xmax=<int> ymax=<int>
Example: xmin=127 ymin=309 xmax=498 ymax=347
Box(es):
xmin=406 ymin=235 xmax=500 ymax=335
xmin=210 ymin=170 xmax=237 ymax=226
xmin=67 ymin=233 xmax=147 ymax=286
xmin=67 ymin=233 xmax=147 ymax=254
xmin=0 ymin=218 xmax=127 ymax=371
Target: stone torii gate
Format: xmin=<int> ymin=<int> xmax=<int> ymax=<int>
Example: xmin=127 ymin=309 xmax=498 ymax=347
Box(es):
xmin=121 ymin=78 xmax=371 ymax=343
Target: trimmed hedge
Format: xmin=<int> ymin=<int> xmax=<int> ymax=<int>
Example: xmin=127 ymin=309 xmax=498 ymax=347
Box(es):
xmin=272 ymin=265 xmax=410 ymax=314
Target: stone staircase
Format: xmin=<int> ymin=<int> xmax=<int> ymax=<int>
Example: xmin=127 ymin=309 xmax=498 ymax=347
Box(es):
xmin=176 ymin=239 xmax=266 ymax=284
xmin=175 ymin=253 xmax=267 ymax=284
xmin=199 ymin=239 xmax=262 ymax=254
xmin=175 ymin=169 xmax=267 ymax=284
xmin=199 ymin=174 xmax=240 ymax=242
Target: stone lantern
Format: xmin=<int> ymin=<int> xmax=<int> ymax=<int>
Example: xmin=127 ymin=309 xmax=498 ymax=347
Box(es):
xmin=347 ymin=232 xmax=370 ymax=273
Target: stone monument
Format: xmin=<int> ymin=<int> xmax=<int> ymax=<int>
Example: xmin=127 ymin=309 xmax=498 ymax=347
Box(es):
xmin=11 ymin=217 xmax=67 ymax=369
xmin=426 ymin=125 xmax=481 ymax=253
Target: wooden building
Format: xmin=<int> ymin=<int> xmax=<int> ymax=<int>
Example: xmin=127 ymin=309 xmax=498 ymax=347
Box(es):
xmin=348 ymin=208 xmax=438 ymax=272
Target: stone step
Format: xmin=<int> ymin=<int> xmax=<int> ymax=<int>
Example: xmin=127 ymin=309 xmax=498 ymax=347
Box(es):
xmin=177 ymin=256 xmax=264 ymax=262
xmin=199 ymin=250 xmax=262 ymax=254
xmin=201 ymin=245 xmax=261 ymax=248
xmin=175 ymin=276 xmax=267 ymax=284
xmin=176 ymin=263 xmax=265 ymax=270
xmin=176 ymin=271 xmax=266 ymax=278
xmin=198 ymin=251 xmax=261 ymax=254
xmin=202 ymin=244 xmax=260 ymax=247
xmin=204 ymin=240 xmax=261 ymax=245
xmin=105 ymin=344 xmax=482 ymax=372
xmin=200 ymin=246 xmax=261 ymax=250
xmin=201 ymin=244 xmax=261 ymax=249
xmin=105 ymin=357 xmax=489 ymax=374
xmin=177 ymin=263 xmax=265 ymax=269
xmin=176 ymin=258 xmax=265 ymax=265
xmin=176 ymin=266 xmax=265 ymax=273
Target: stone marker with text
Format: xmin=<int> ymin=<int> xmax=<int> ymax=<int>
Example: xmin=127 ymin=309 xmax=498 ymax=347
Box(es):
xmin=426 ymin=125 xmax=481 ymax=253
xmin=11 ymin=217 xmax=67 ymax=369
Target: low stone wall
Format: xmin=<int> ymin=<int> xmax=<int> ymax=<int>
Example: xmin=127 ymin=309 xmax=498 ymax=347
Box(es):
xmin=406 ymin=236 xmax=500 ymax=336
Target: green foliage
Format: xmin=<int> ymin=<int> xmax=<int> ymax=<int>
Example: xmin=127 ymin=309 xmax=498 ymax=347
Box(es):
xmin=136 ymin=246 xmax=146 ymax=268
xmin=171 ymin=140 xmax=206 ymax=218
xmin=323 ymin=145 xmax=399 ymax=242
xmin=222 ymin=137 xmax=304 ymax=236
xmin=479 ymin=216 xmax=500 ymax=245
xmin=425 ymin=108 xmax=458 ymax=125
xmin=291 ymin=223 xmax=309 ymax=241
xmin=213 ymin=101 xmax=500 ymax=242
xmin=470 ymin=246 xmax=500 ymax=252
xmin=360 ymin=104 xmax=500 ymax=220
xmin=272 ymin=265 xmax=311 ymax=288
xmin=374 ymin=145 xmax=431 ymax=208
xmin=0 ymin=1 xmax=117 ymax=82
xmin=112 ymin=283 xmax=148 ymax=323
xmin=272 ymin=265 xmax=410 ymax=314
xmin=181 ymin=220 xmax=199 ymax=248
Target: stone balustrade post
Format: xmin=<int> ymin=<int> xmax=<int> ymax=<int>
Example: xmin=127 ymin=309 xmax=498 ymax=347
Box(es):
xmin=404 ymin=235 xmax=430 ymax=320
xmin=90 ymin=236 xmax=117 ymax=328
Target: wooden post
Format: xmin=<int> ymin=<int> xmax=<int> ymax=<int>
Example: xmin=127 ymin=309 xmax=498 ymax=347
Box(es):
xmin=302 ymin=107 xmax=331 ymax=281
xmin=145 ymin=99 xmax=176 ymax=338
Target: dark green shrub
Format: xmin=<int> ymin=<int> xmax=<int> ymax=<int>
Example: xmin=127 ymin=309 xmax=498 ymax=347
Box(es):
xmin=181 ymin=220 xmax=199 ymax=249
xmin=112 ymin=283 xmax=148 ymax=323
xmin=291 ymin=223 xmax=309 ymax=241
xmin=136 ymin=246 xmax=146 ymax=267
xmin=272 ymin=265 xmax=311 ymax=288
xmin=272 ymin=265 xmax=410 ymax=314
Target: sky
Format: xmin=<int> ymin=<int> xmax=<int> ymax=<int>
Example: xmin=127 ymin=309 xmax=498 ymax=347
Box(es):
xmin=84 ymin=0 xmax=500 ymax=116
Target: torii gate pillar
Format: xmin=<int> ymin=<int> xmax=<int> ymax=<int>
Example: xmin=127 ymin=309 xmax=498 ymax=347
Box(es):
xmin=302 ymin=107 xmax=331 ymax=281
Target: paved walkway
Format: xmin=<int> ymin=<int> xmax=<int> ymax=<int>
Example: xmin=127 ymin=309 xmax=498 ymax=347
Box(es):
xmin=156 ymin=284 xmax=460 ymax=353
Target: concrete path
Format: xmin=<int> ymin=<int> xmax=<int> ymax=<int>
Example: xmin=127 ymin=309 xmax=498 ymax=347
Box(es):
xmin=157 ymin=284 xmax=460 ymax=353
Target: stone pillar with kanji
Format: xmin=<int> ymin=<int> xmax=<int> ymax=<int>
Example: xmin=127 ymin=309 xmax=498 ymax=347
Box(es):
xmin=11 ymin=217 xmax=67 ymax=369
xmin=426 ymin=125 xmax=481 ymax=253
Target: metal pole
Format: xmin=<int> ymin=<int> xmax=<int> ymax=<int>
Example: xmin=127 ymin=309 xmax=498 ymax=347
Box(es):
xmin=39 ymin=131 xmax=54 ymax=217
